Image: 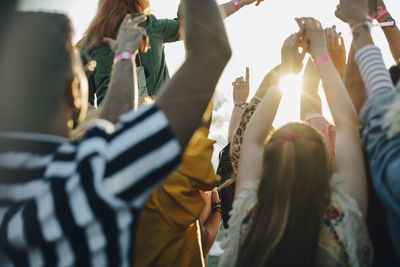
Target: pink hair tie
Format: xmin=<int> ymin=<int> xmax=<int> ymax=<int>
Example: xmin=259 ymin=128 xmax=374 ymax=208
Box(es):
xmin=314 ymin=55 xmax=331 ymax=65
xmin=231 ymin=0 xmax=242 ymax=10
xmin=284 ymin=134 xmax=296 ymax=143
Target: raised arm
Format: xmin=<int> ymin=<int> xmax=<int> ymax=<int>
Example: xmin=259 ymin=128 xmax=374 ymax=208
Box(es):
xmin=372 ymin=0 xmax=400 ymax=63
xmin=301 ymin=58 xmax=322 ymax=120
xmin=156 ymin=0 xmax=232 ymax=150
xmin=337 ymin=0 xmax=400 ymax=222
xmin=343 ymin=42 xmax=368 ymax=114
xmin=219 ymin=0 xmax=264 ymax=19
xmin=228 ymin=68 xmax=250 ymax=142
xmin=300 ymin=17 xmax=368 ymax=216
xmin=235 ymin=34 xmax=304 ymax=194
xmin=100 ymin=15 xmax=149 ymax=123
xmin=229 ymin=64 xmax=280 ymax=174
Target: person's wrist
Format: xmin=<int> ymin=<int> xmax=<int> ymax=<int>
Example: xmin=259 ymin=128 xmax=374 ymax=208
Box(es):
xmin=115 ymin=43 xmax=140 ymax=55
xmin=311 ymin=47 xmax=328 ymax=60
xmin=348 ymin=15 xmax=369 ymax=28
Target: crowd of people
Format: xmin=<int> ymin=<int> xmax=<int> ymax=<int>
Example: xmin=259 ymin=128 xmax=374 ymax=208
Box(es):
xmin=0 ymin=0 xmax=400 ymax=266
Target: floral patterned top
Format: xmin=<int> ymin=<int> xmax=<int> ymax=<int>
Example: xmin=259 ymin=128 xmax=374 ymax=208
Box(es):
xmin=219 ymin=174 xmax=373 ymax=267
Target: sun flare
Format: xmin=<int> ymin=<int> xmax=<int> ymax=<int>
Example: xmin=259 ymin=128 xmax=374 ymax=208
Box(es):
xmin=273 ymin=75 xmax=303 ymax=127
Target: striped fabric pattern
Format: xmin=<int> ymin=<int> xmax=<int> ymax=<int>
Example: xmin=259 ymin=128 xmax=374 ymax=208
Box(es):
xmin=0 ymin=105 xmax=181 ymax=267
xmin=354 ymin=44 xmax=396 ymax=97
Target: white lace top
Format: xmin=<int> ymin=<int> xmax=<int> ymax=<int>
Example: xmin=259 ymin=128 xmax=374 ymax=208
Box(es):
xmin=218 ymin=173 xmax=373 ymax=267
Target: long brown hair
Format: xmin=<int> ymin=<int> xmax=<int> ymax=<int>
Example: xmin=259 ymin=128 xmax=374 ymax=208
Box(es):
xmin=77 ymin=0 xmax=150 ymax=50
xmin=235 ymin=122 xmax=333 ymax=267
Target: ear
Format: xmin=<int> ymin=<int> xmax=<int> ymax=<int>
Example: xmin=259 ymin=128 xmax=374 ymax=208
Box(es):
xmin=68 ymin=77 xmax=88 ymax=125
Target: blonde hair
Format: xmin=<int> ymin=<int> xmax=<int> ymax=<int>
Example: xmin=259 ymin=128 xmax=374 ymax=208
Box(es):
xmin=236 ymin=122 xmax=333 ymax=267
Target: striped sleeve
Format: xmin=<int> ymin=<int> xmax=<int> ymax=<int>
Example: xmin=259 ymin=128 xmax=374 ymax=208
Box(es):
xmin=354 ymin=45 xmax=395 ymax=97
xmin=78 ymin=105 xmax=182 ymax=209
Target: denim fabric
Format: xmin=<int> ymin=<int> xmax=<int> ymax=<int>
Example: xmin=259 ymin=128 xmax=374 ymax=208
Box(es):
xmin=360 ymin=90 xmax=400 ymax=259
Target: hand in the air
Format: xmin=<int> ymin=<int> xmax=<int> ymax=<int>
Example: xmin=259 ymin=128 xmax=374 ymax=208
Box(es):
xmin=281 ymin=33 xmax=306 ymax=74
xmin=296 ymin=17 xmax=328 ymax=60
xmin=326 ymin=26 xmax=346 ymax=77
xmin=335 ymin=0 xmax=368 ymax=27
xmin=104 ymin=14 xmax=150 ymax=55
xmin=232 ymin=67 xmax=250 ymax=105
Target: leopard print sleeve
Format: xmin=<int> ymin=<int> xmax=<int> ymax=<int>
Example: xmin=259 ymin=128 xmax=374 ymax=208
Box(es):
xmin=230 ymin=97 xmax=262 ymax=176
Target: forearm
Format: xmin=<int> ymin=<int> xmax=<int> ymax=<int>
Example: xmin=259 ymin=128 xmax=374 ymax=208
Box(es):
xmin=254 ymin=65 xmax=280 ymax=99
xmin=185 ymin=0 xmax=231 ymax=59
xmin=235 ymin=86 xmax=281 ymax=192
xmin=245 ymin=85 xmax=282 ymax=145
xmin=228 ymin=107 xmax=245 ymax=141
xmin=157 ymin=0 xmax=231 ymax=149
xmin=317 ymin=59 xmax=359 ymax=128
xmin=100 ymin=60 xmax=137 ymax=123
xmin=301 ymin=60 xmax=322 ymax=120
xmin=201 ymin=213 xmax=222 ymax=255
xmin=380 ymin=12 xmax=400 ymax=63
xmin=343 ymin=42 xmax=368 ymax=114
xmin=350 ymin=22 xmax=374 ymax=52
xmin=384 ymin=30 xmax=400 ymax=64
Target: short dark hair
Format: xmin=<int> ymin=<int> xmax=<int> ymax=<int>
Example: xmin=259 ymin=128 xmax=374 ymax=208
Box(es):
xmin=0 ymin=12 xmax=76 ymax=132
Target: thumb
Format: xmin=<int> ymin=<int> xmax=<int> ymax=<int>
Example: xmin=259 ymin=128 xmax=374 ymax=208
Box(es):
xmin=103 ymin=37 xmax=116 ymax=50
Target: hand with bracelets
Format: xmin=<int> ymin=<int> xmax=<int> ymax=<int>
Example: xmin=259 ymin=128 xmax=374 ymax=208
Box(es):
xmin=199 ymin=189 xmax=223 ymax=258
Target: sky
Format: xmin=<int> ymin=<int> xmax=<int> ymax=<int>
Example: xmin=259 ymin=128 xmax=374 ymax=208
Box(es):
xmin=18 ymin=0 xmax=400 ymax=166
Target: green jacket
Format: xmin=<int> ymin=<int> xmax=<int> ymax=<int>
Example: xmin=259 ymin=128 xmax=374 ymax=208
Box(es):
xmin=85 ymin=14 xmax=179 ymax=105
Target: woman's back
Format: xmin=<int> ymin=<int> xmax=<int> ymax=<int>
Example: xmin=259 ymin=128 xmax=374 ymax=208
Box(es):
xmin=219 ymin=173 xmax=373 ymax=267
xmin=82 ymin=14 xmax=180 ymax=105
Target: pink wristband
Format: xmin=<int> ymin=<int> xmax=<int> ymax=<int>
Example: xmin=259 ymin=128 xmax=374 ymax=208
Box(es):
xmin=114 ymin=51 xmax=134 ymax=65
xmin=314 ymin=55 xmax=331 ymax=65
xmin=231 ymin=0 xmax=241 ymax=10
xmin=376 ymin=9 xmax=389 ymax=21
xmin=367 ymin=15 xmax=374 ymax=23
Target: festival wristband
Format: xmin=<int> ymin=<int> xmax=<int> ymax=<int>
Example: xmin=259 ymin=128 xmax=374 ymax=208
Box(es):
xmin=231 ymin=0 xmax=241 ymax=10
xmin=114 ymin=51 xmax=134 ymax=65
xmin=376 ymin=9 xmax=389 ymax=21
xmin=314 ymin=55 xmax=331 ymax=65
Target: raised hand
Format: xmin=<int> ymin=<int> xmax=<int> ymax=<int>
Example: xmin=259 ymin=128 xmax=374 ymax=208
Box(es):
xmin=232 ymin=67 xmax=250 ymax=105
xmin=335 ymin=0 xmax=368 ymax=26
xmin=326 ymin=26 xmax=346 ymax=77
xmin=297 ymin=17 xmax=328 ymax=60
xmin=104 ymin=14 xmax=150 ymax=55
xmin=280 ymin=33 xmax=306 ymax=75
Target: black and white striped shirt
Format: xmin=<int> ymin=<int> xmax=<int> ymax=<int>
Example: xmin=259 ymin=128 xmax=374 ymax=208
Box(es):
xmin=0 ymin=105 xmax=181 ymax=267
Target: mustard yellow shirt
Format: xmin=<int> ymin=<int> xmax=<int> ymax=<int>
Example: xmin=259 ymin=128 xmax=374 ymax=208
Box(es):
xmin=133 ymin=127 xmax=221 ymax=267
